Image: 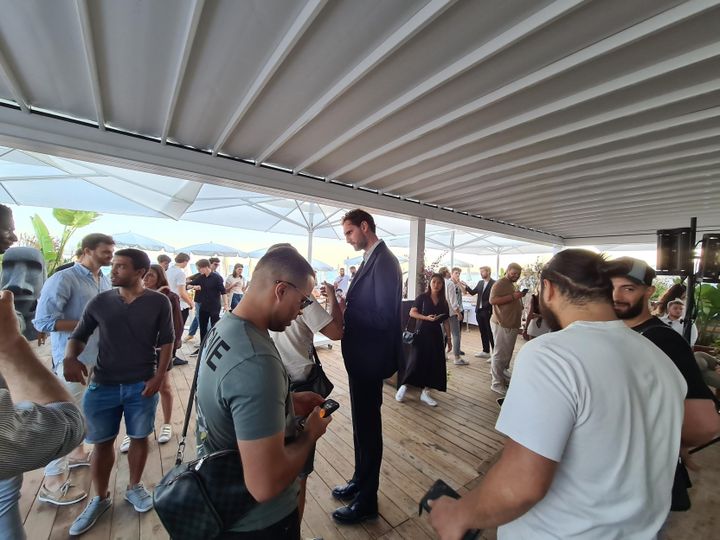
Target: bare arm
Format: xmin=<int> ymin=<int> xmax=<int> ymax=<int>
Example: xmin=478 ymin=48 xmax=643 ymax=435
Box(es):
xmin=490 ymin=291 xmax=523 ymax=306
xmin=319 ymin=282 xmax=343 ymax=340
xmin=0 ymin=291 xmax=75 ymax=405
xmin=429 ymin=438 xmax=557 ymax=536
xmin=238 ymin=408 xmax=331 ymax=502
xmin=682 ymin=399 xmax=720 ymax=448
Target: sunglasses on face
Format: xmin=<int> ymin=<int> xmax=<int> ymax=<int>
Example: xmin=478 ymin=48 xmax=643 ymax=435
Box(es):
xmin=275 ymin=280 xmax=313 ymax=309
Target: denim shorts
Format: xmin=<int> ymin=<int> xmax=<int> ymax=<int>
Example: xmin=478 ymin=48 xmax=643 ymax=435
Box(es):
xmin=83 ymin=381 xmax=159 ymax=444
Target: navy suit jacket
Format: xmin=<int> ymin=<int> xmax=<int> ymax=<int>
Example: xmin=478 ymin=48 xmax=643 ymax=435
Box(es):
xmin=341 ymin=241 xmax=402 ymax=380
xmin=466 ymin=278 xmax=495 ymax=312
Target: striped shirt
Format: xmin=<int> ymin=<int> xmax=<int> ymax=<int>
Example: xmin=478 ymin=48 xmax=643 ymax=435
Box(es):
xmin=0 ymin=375 xmax=85 ymax=479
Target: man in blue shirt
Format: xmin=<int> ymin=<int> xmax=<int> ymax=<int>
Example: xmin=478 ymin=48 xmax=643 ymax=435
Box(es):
xmin=32 ymin=233 xmax=114 ymax=506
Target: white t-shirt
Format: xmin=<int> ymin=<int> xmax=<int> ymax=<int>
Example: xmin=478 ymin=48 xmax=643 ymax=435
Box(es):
xmin=659 ymin=315 xmax=698 ymax=346
xmin=166 ymin=265 xmax=189 ymax=310
xmin=333 ymin=274 xmax=350 ymax=295
xmin=269 ymin=300 xmax=333 ymax=383
xmin=496 ymin=320 xmax=685 ymax=540
xmin=225 ymin=275 xmax=246 ymax=295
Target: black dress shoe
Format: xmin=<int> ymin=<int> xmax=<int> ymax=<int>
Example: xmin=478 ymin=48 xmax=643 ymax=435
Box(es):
xmin=331 ymin=481 xmax=359 ymax=501
xmin=332 ymin=502 xmax=378 ymax=524
xmin=172 ymin=357 xmax=189 ymax=366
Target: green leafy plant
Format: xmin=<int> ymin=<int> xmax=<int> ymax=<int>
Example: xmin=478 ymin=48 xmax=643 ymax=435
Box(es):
xmin=519 ymin=258 xmax=545 ymax=294
xmin=694 ymin=283 xmax=720 ymax=346
xmin=30 ymin=209 xmax=100 ymax=275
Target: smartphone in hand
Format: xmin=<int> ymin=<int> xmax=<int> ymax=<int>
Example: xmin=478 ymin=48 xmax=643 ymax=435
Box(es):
xmin=319 ymin=399 xmax=340 ymax=418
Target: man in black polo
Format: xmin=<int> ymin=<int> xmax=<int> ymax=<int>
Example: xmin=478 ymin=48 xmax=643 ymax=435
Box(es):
xmin=607 ymin=257 xmax=719 ymax=510
xmin=188 ymin=259 xmax=226 ymax=342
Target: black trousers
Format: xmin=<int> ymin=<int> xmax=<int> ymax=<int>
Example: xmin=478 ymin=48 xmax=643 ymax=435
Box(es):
xmin=217 ymin=508 xmax=300 ymax=539
xmin=476 ymin=308 xmax=494 ymax=353
xmin=198 ymin=309 xmax=220 ymax=341
xmin=348 ymin=376 xmax=383 ymax=508
xmin=180 ymin=307 xmax=190 ymax=325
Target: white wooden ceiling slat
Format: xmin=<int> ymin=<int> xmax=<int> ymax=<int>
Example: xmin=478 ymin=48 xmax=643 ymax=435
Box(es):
xmin=294 ymin=0 xmax=586 ymax=172
xmin=161 ymin=0 xmax=206 ymax=144
xmin=254 ymin=0 xmax=456 ymax=165
xmin=0 ymin=45 xmax=28 ymax=112
xmin=211 ymin=0 xmax=327 ymax=156
xmin=73 ymin=0 xmax=105 ymax=130
xmin=458 ymin=145 xmax=720 ymax=211
xmin=496 ymin=169 xmax=720 ymax=219
xmin=329 ymin=0 xmax=717 ymax=182
xmin=356 ymin=42 xmax=720 ymax=189
xmin=433 ymin=124 xmax=720 ymax=208
xmin=400 ymin=79 xmax=720 ymax=197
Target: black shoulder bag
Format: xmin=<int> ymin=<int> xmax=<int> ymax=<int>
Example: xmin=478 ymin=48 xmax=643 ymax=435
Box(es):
xmin=402 ymin=298 xmax=425 ymax=345
xmin=289 ymin=346 xmax=334 ymax=398
xmin=153 ymin=338 xmax=257 ymax=539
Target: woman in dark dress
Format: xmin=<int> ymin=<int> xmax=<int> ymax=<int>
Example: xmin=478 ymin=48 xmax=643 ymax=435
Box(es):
xmin=396 ymin=273 xmax=452 ymax=407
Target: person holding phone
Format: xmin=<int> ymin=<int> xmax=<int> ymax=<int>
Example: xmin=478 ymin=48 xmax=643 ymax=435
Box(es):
xmin=396 ymin=273 xmax=452 ymax=407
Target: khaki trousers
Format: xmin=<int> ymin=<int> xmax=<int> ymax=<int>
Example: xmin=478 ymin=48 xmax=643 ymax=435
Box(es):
xmin=490 ymin=323 xmax=518 ymax=387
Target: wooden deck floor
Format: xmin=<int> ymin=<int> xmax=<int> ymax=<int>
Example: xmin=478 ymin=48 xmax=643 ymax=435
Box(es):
xmin=21 ymin=328 xmax=720 ymax=539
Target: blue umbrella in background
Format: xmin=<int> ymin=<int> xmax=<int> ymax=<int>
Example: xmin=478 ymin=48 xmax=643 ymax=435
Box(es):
xmin=177 ymin=242 xmax=248 ymax=258
xmin=112 ymin=231 xmax=175 ymax=252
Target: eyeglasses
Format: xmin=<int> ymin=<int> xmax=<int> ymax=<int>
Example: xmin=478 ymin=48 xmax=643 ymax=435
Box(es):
xmin=275 ymin=280 xmax=314 ymax=309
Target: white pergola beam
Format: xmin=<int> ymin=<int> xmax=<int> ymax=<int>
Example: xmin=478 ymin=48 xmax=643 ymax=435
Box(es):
xmin=332 ymin=0 xmax=717 ymax=182
xmin=74 ymin=0 xmax=105 ymax=130
xmin=254 ymin=0 xmax=455 ymax=165
xmin=404 ymin=94 xmax=720 ymax=200
xmin=161 ymin=0 xmax=205 ymax=144
xmin=295 ymin=0 xmax=584 ymax=172
xmin=0 ymin=45 xmax=29 ymax=112
xmin=358 ymin=42 xmax=720 ymax=188
xmin=212 ymin=0 xmax=327 ymax=156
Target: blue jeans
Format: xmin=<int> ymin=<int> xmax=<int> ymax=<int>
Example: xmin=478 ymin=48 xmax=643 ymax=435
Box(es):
xmin=83 ymin=381 xmax=159 ymax=444
xmin=230 ymin=293 xmax=243 ymax=310
xmin=188 ymin=302 xmax=201 ymax=336
xmin=0 ymin=475 xmax=25 ymax=540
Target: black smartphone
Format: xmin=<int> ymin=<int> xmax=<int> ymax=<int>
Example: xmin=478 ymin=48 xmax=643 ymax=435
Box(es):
xmin=319 ymin=398 xmax=339 ymax=418
xmin=419 ymin=479 xmax=480 ymax=539
xmin=434 ymin=313 xmax=449 ymax=323
xmin=521 ymin=288 xmax=529 ymax=294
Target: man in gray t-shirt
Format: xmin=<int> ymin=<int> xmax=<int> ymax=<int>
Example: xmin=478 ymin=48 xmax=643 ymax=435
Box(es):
xmin=196 ymin=245 xmax=331 ymax=538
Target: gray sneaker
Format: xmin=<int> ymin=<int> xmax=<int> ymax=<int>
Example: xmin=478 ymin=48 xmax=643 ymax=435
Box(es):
xmin=69 ymin=495 xmax=112 ymax=535
xmin=125 ymin=483 xmax=153 ymax=513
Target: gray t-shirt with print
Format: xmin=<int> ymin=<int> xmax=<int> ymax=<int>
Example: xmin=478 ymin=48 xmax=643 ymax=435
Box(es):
xmin=195 ymin=313 xmax=298 ymax=532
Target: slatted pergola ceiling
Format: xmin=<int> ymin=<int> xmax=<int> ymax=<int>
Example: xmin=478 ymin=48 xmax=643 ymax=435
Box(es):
xmin=0 ymin=0 xmax=718 ymax=246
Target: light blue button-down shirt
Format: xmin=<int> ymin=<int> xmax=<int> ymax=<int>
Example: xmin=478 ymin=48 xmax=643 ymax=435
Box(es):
xmin=32 ymin=263 xmax=111 ymax=370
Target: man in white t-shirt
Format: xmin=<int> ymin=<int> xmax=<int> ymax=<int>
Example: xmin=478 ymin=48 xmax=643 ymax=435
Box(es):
xmin=165 ymin=253 xmax=193 ymax=366
xmin=333 ymin=268 xmax=350 ymax=295
xmin=429 ymin=249 xmax=685 ymax=540
xmin=268 ymin=247 xmax=344 ymax=523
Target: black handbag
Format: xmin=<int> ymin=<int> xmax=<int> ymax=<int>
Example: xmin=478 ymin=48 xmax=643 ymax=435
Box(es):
xmin=402 ymin=298 xmax=424 ymax=344
xmin=153 ymin=339 xmax=257 ymax=539
xmin=289 ymin=346 xmax=334 ymax=398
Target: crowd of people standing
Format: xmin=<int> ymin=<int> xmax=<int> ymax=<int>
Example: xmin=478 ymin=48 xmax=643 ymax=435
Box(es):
xmin=0 ymin=202 xmax=718 ymax=539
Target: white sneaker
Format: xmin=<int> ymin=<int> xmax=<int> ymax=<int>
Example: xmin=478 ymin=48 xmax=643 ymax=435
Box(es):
xmin=120 ymin=435 xmax=131 ymax=453
xmin=395 ymin=385 xmax=407 ymax=402
xmin=157 ymin=424 xmax=172 ymax=444
xmin=474 ymin=351 xmax=490 ymax=358
xmin=453 ymin=358 xmax=469 ymax=365
xmin=420 ymin=389 xmax=437 ymax=407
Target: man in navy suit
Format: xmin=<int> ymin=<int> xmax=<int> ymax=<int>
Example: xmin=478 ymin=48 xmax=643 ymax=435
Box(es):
xmin=331 ymin=209 xmax=402 ymax=524
xmin=462 ymin=266 xmax=495 ymax=359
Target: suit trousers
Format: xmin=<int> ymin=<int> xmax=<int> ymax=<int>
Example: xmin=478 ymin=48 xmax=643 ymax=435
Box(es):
xmin=198 ymin=309 xmax=220 ymax=342
xmin=348 ymin=376 xmax=384 ymax=508
xmin=490 ymin=323 xmax=518 ymax=387
xmin=475 ymin=309 xmax=494 ymax=353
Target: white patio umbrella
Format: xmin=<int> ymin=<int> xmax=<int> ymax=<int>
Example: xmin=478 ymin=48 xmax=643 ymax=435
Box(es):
xmin=112 ymin=231 xmax=175 ymax=252
xmin=176 ymin=242 xmax=248 ymax=258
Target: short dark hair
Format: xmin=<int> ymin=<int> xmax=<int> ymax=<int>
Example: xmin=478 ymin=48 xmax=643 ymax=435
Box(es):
xmin=0 ymin=205 xmax=12 ymax=220
xmin=451 ymin=267 xmax=461 ymax=273
xmin=196 ymin=259 xmax=210 ymax=269
xmin=255 ymin=246 xmax=314 ymax=288
xmin=540 ymin=249 xmax=612 ymax=304
xmin=208 ymin=257 xmax=220 ymax=264
xmin=81 ymin=233 xmax=114 ymax=251
xmin=157 ymin=254 xmax=171 ymax=264
xmin=605 ymin=257 xmax=656 ymax=287
xmin=114 ymin=248 xmax=151 ymax=273
xmin=507 ymin=262 xmax=522 ymax=273
xmin=174 ymin=252 xmax=190 ymax=263
xmin=342 ymin=208 xmax=376 ymax=233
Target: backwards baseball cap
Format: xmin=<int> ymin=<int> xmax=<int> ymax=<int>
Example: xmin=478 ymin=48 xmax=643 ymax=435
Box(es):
xmin=606 ymin=256 xmax=656 ymax=286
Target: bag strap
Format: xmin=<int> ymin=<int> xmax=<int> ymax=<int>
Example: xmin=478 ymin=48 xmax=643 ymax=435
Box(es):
xmin=404 ymin=296 xmax=425 ymax=332
xmin=310 ymin=345 xmax=323 ymax=367
xmin=175 ymin=332 xmax=209 ymax=466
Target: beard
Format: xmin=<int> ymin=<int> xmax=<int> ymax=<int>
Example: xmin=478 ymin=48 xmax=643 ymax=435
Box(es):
xmin=538 ymin=292 xmax=563 ymax=332
xmin=613 ymin=297 xmax=644 ymax=320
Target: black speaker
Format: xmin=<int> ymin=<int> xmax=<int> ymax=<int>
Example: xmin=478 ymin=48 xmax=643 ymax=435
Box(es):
xmin=656 ymin=228 xmax=692 ymax=275
xmin=700 ymin=233 xmax=720 ymax=283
